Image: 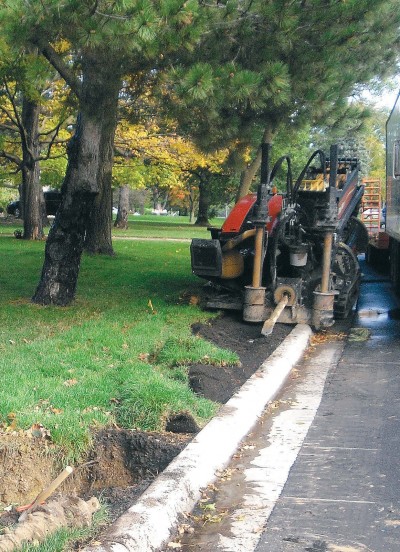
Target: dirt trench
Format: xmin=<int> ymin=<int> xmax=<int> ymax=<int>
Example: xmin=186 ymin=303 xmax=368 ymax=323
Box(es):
xmin=0 ymin=313 xmax=290 ymax=526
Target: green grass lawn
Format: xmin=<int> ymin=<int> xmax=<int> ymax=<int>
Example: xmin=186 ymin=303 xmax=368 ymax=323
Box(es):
xmin=0 ymin=232 xmax=238 ymax=463
xmin=0 ymin=214 xmax=224 ymax=239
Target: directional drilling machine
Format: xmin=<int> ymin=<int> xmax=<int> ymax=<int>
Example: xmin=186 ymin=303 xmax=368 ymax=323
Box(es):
xmin=190 ymin=144 xmax=368 ymax=334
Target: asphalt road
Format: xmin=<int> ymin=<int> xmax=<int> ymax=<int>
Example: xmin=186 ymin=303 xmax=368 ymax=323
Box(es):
xmin=255 ymin=262 xmax=400 ymax=551
xmin=177 ymin=259 xmax=400 ymax=552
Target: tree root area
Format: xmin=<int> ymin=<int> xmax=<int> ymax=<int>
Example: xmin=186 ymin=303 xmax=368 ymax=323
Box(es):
xmin=0 ymin=313 xmax=291 ymax=537
xmin=0 ymin=497 xmax=100 ymax=552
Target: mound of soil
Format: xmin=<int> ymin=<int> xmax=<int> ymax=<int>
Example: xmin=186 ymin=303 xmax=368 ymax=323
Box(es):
xmin=0 ymin=312 xmax=291 ymax=527
xmin=190 ymin=312 xmax=291 ymax=403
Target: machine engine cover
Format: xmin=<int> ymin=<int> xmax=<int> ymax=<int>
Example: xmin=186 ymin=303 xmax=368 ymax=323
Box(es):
xmin=191 ymin=239 xmax=222 ymax=277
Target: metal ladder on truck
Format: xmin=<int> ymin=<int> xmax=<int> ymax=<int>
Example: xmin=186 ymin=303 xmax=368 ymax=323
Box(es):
xmin=360 ymin=178 xmax=381 ymax=236
xmin=361 ymin=178 xmax=389 ymax=266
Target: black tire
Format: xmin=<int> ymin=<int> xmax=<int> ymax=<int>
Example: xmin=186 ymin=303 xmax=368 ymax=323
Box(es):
xmin=390 ymin=238 xmax=400 ymax=294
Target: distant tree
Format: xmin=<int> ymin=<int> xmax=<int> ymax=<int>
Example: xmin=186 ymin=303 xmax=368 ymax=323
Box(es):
xmin=311 ymin=103 xmax=387 ymax=186
xmin=0 ymin=50 xmax=71 ymax=239
xmin=114 ymin=185 xmax=130 ymax=229
xmin=113 ymin=118 xmax=230 ymax=224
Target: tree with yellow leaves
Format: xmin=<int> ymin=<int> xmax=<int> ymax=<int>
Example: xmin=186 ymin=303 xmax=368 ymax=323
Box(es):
xmin=0 ymin=47 xmax=73 ymax=239
xmin=113 ymin=119 xmax=231 ymax=226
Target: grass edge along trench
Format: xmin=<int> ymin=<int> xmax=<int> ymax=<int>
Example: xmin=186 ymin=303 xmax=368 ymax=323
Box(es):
xmin=0 ymin=235 xmax=239 ymax=463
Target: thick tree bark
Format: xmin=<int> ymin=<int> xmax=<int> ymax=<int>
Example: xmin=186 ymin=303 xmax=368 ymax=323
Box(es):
xmin=84 ymin=176 xmax=114 ymax=255
xmin=114 ymin=185 xmax=129 ymax=229
xmin=235 ymin=127 xmax=275 ymax=201
xmin=84 ymin=72 xmax=120 ymax=255
xmin=195 ymin=176 xmax=210 ymax=227
xmin=21 ymin=97 xmax=44 ymax=240
xmin=32 ymin=54 xmax=121 ymax=305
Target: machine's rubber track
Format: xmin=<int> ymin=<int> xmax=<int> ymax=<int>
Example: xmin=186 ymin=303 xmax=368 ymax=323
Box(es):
xmin=333 ymin=243 xmax=361 ymax=319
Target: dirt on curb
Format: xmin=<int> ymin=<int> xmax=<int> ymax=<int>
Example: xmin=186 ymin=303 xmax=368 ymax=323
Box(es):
xmin=0 ymin=312 xmax=291 ymax=529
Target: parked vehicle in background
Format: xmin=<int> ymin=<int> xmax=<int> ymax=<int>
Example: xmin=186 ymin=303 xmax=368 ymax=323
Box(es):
xmin=43 ymin=190 xmax=62 ymax=215
xmin=6 ymin=190 xmax=62 ymax=218
xmin=386 ymin=90 xmax=400 ymax=290
xmin=6 ymin=200 xmax=21 ymax=217
xmin=369 ymin=90 xmax=400 ymax=288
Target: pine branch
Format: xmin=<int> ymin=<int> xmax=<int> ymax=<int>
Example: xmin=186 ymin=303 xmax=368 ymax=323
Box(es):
xmin=34 ymin=40 xmax=82 ymax=100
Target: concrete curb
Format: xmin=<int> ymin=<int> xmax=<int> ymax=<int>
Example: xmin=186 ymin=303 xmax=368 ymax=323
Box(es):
xmin=83 ymin=323 xmax=313 ymax=552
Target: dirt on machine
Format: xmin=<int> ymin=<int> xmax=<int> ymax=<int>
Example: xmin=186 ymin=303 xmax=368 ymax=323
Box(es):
xmin=190 ymin=144 xmax=369 ymax=335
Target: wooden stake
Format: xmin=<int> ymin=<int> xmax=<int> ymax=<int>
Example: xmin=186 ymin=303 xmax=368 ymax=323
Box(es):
xmin=17 ymin=466 xmax=73 ymax=521
xmin=261 ymin=295 xmax=289 ymax=336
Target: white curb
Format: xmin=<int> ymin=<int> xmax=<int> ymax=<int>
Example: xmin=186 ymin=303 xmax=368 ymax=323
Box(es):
xmin=83 ymin=323 xmax=312 ymax=552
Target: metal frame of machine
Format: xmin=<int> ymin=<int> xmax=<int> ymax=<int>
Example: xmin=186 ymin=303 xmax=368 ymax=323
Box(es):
xmin=191 ymin=144 xmax=368 ymax=333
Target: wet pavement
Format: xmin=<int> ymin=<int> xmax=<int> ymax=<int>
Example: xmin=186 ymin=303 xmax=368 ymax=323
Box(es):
xmin=170 ymin=259 xmax=400 ymax=552
xmin=256 ymin=261 xmax=400 ymax=551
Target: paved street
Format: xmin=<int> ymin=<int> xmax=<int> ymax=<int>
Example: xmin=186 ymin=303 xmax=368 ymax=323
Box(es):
xmin=176 ymin=260 xmax=400 ymax=552
xmin=255 ymin=263 xmax=400 ymax=550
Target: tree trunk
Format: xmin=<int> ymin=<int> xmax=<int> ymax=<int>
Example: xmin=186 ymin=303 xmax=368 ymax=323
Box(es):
xmin=161 ymin=192 xmax=169 ymax=210
xmin=114 ymin=185 xmax=129 ymax=229
xmin=152 ymin=187 xmax=161 ymax=211
xmin=195 ymin=176 xmax=210 ymax=226
xmin=235 ymin=127 xmax=275 ymax=201
xmin=21 ymin=97 xmax=44 ymax=240
xmin=32 ymin=55 xmax=121 ymax=305
xmin=188 ymin=186 xmax=195 ymax=223
xmin=84 ymin=173 xmax=114 ymax=255
xmin=84 ymin=73 xmax=120 ymax=255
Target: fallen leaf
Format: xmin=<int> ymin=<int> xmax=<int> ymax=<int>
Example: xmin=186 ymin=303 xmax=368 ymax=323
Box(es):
xmin=201 ymin=503 xmax=216 ymax=511
xmin=63 ymin=379 xmax=78 ymax=387
xmin=178 ymin=524 xmax=194 ymax=535
xmin=348 ymin=327 xmax=371 ymax=342
xmin=28 ymin=423 xmax=51 ymax=439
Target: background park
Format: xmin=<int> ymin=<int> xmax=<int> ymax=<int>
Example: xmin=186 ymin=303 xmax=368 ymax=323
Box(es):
xmin=1 ymin=1 xmax=400 ymax=550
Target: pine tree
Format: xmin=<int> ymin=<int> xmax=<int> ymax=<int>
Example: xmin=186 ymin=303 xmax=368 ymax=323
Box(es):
xmin=164 ymin=0 xmax=400 ymax=197
xmin=0 ymin=0 xmax=205 ymax=305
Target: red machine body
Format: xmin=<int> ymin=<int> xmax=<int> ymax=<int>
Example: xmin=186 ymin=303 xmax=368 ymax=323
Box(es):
xmin=221 ymin=193 xmax=283 ymax=235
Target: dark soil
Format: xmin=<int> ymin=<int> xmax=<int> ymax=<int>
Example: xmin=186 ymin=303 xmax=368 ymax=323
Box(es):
xmin=77 ymin=429 xmax=192 ymax=522
xmin=190 ymin=312 xmax=292 ymax=403
xmin=0 ymin=312 xmax=291 ymax=528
